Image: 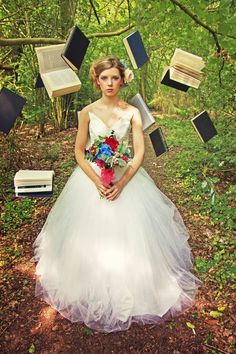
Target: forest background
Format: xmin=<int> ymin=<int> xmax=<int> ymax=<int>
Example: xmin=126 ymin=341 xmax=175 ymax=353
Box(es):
xmin=0 ymin=1 xmax=235 ymax=353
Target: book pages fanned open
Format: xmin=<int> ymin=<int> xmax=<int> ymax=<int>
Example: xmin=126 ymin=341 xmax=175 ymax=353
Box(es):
xmin=170 ymin=48 xmax=205 ymax=72
xmin=129 ymin=93 xmax=155 ymax=130
xmin=161 ymin=48 xmax=205 ymax=91
xmin=35 ymin=44 xmax=81 ymax=98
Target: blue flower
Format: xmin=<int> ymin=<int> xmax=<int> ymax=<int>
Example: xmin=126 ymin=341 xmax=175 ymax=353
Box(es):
xmin=97 ymin=144 xmax=113 ymax=159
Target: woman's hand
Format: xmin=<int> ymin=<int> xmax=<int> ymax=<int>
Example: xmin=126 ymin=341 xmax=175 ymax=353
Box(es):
xmin=94 ymin=178 xmax=109 ymax=198
xmin=105 ymin=181 xmax=124 ymax=201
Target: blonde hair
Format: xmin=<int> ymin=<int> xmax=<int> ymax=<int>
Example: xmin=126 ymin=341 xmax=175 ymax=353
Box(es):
xmin=89 ymin=56 xmax=125 ymax=90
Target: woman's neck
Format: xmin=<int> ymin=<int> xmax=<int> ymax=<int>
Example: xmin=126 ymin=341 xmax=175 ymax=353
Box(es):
xmin=99 ymin=95 xmax=120 ymax=107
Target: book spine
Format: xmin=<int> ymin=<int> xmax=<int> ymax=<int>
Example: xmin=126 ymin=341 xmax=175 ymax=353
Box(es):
xmin=123 ymin=39 xmax=138 ymax=69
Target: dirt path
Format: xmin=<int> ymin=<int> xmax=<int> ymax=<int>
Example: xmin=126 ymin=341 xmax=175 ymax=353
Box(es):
xmin=0 ymin=124 xmax=234 ymax=354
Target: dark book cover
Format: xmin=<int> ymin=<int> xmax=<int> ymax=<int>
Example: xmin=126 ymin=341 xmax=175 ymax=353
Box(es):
xmin=123 ymin=31 xmax=149 ymax=69
xmin=16 ymin=191 xmax=53 ymax=198
xmin=161 ymin=69 xmax=189 ymax=92
xmin=34 ymin=73 xmax=45 ymax=89
xmin=0 ymin=87 xmax=26 ymax=134
xmin=61 ymin=25 xmax=90 ymax=71
xmin=191 ymin=111 xmax=218 ymax=143
xmin=149 ymin=127 xmax=169 ymax=157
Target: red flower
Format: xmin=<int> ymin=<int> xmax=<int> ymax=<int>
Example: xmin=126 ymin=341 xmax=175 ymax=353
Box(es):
xmin=101 ymin=168 xmax=114 ymax=187
xmin=89 ymin=145 xmax=96 ymax=154
xmin=96 ymin=159 xmax=105 ymax=168
xmin=122 ymin=155 xmax=129 ymax=162
xmin=104 ymin=136 xmax=119 ymax=151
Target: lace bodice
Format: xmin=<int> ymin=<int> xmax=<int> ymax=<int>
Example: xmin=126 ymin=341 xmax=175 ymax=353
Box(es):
xmin=87 ymin=112 xmax=132 ymax=147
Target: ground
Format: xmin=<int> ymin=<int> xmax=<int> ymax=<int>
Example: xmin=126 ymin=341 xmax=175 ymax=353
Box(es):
xmin=0 ymin=121 xmax=235 ymax=354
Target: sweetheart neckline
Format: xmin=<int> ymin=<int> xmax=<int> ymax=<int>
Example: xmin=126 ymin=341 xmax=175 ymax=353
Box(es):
xmin=89 ymin=112 xmax=132 ymax=130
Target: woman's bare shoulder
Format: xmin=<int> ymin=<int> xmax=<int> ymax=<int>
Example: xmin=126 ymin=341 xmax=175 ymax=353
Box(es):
xmin=119 ymin=101 xmax=139 ymax=115
xmin=80 ymin=100 xmax=101 ymax=118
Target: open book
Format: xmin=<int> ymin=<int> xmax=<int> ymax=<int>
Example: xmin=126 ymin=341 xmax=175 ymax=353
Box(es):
xmin=35 ymin=44 xmax=81 ymax=98
xmin=161 ymin=48 xmax=205 ymax=90
xmin=129 ymin=93 xmax=155 ymax=130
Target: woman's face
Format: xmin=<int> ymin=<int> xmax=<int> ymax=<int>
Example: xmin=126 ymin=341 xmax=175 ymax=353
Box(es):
xmin=97 ymin=67 xmax=123 ymax=96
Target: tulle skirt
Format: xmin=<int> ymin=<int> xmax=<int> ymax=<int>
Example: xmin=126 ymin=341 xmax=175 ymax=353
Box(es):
xmin=33 ymin=164 xmax=201 ymax=332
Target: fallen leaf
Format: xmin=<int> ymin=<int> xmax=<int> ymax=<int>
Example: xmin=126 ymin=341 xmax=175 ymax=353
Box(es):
xmin=186 ymin=321 xmax=196 ymax=335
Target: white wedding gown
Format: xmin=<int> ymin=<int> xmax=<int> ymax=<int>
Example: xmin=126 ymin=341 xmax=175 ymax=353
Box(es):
xmin=33 ymin=112 xmax=201 ymax=332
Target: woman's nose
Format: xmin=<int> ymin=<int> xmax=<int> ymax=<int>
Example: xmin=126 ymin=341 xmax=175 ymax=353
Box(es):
xmin=107 ymin=78 xmax=112 ymax=86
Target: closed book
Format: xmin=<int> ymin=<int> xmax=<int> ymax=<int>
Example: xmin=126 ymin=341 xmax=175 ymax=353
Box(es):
xmin=149 ymin=127 xmax=168 ymax=157
xmin=14 ymin=170 xmax=54 ymax=187
xmin=15 ymin=185 xmax=53 ymax=193
xmin=61 ymin=25 xmax=90 ymax=71
xmin=34 ymin=73 xmax=45 ymax=89
xmin=0 ymin=87 xmax=26 ymax=134
xmin=161 ymin=68 xmax=189 ymax=92
xmin=123 ymin=31 xmax=149 ymax=69
xmin=35 ymin=44 xmax=81 ymax=99
xmin=129 ymin=93 xmax=155 ymax=130
xmin=16 ymin=191 xmax=53 ymax=198
xmin=191 ymin=111 xmax=217 ymax=143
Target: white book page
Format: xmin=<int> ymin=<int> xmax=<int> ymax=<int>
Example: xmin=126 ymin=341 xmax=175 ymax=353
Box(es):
xmin=15 ymin=170 xmax=54 ymax=180
xmin=36 ymin=44 xmax=67 ymax=73
xmin=42 ymin=69 xmax=81 ymax=90
xmin=170 ymin=48 xmax=205 ymax=71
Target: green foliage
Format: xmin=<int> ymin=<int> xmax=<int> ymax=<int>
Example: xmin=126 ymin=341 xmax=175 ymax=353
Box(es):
xmin=44 ymin=144 xmax=61 ymax=163
xmin=1 ymin=198 xmax=35 ymax=235
xmin=160 ymin=115 xmax=235 ymax=230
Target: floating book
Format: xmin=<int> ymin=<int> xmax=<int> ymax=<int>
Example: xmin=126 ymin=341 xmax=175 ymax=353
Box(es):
xmin=0 ymin=87 xmax=26 ymax=134
xmin=35 ymin=44 xmax=81 ymax=99
xmin=129 ymin=93 xmax=155 ymax=130
xmin=149 ymin=127 xmax=168 ymax=157
xmin=191 ymin=111 xmax=217 ymax=143
xmin=34 ymin=73 xmax=45 ymax=89
xmin=61 ymin=25 xmax=90 ymax=71
xmin=161 ymin=48 xmax=205 ymax=90
xmin=14 ymin=170 xmax=54 ymax=198
xmin=161 ymin=68 xmax=189 ymax=92
xmin=123 ymin=31 xmax=149 ymax=69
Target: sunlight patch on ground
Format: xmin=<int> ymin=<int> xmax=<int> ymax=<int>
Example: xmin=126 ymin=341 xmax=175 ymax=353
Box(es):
xmin=31 ymin=305 xmax=57 ymax=334
xmin=14 ymin=259 xmax=35 ymax=279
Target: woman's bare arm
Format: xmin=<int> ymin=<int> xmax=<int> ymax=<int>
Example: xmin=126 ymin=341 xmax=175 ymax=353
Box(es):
xmin=74 ymin=108 xmax=108 ymax=196
xmin=106 ymin=108 xmax=145 ymax=201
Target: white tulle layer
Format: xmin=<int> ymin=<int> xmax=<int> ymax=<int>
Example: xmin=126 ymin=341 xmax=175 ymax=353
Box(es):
xmin=33 ymin=165 xmax=201 ymax=332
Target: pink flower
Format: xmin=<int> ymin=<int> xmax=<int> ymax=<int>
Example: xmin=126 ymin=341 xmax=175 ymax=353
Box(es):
xmin=101 ymin=168 xmax=114 ymax=187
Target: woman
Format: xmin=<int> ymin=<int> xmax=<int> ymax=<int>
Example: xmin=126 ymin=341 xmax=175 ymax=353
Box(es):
xmin=33 ymin=56 xmax=201 ymax=333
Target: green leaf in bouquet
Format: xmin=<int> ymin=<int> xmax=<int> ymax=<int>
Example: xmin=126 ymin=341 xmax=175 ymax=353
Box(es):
xmin=118 ymin=158 xmax=127 ymax=167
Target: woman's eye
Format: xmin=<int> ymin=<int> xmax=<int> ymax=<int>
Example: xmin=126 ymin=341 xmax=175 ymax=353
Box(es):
xmin=113 ymin=76 xmax=119 ymax=80
xmin=100 ymin=76 xmax=107 ymax=80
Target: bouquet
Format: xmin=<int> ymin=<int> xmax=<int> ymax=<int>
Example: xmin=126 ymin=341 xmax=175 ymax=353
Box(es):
xmin=85 ymin=130 xmax=131 ymax=187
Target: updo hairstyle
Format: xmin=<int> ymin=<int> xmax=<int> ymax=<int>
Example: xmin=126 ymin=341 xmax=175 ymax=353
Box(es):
xmin=89 ymin=56 xmax=125 ymax=90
